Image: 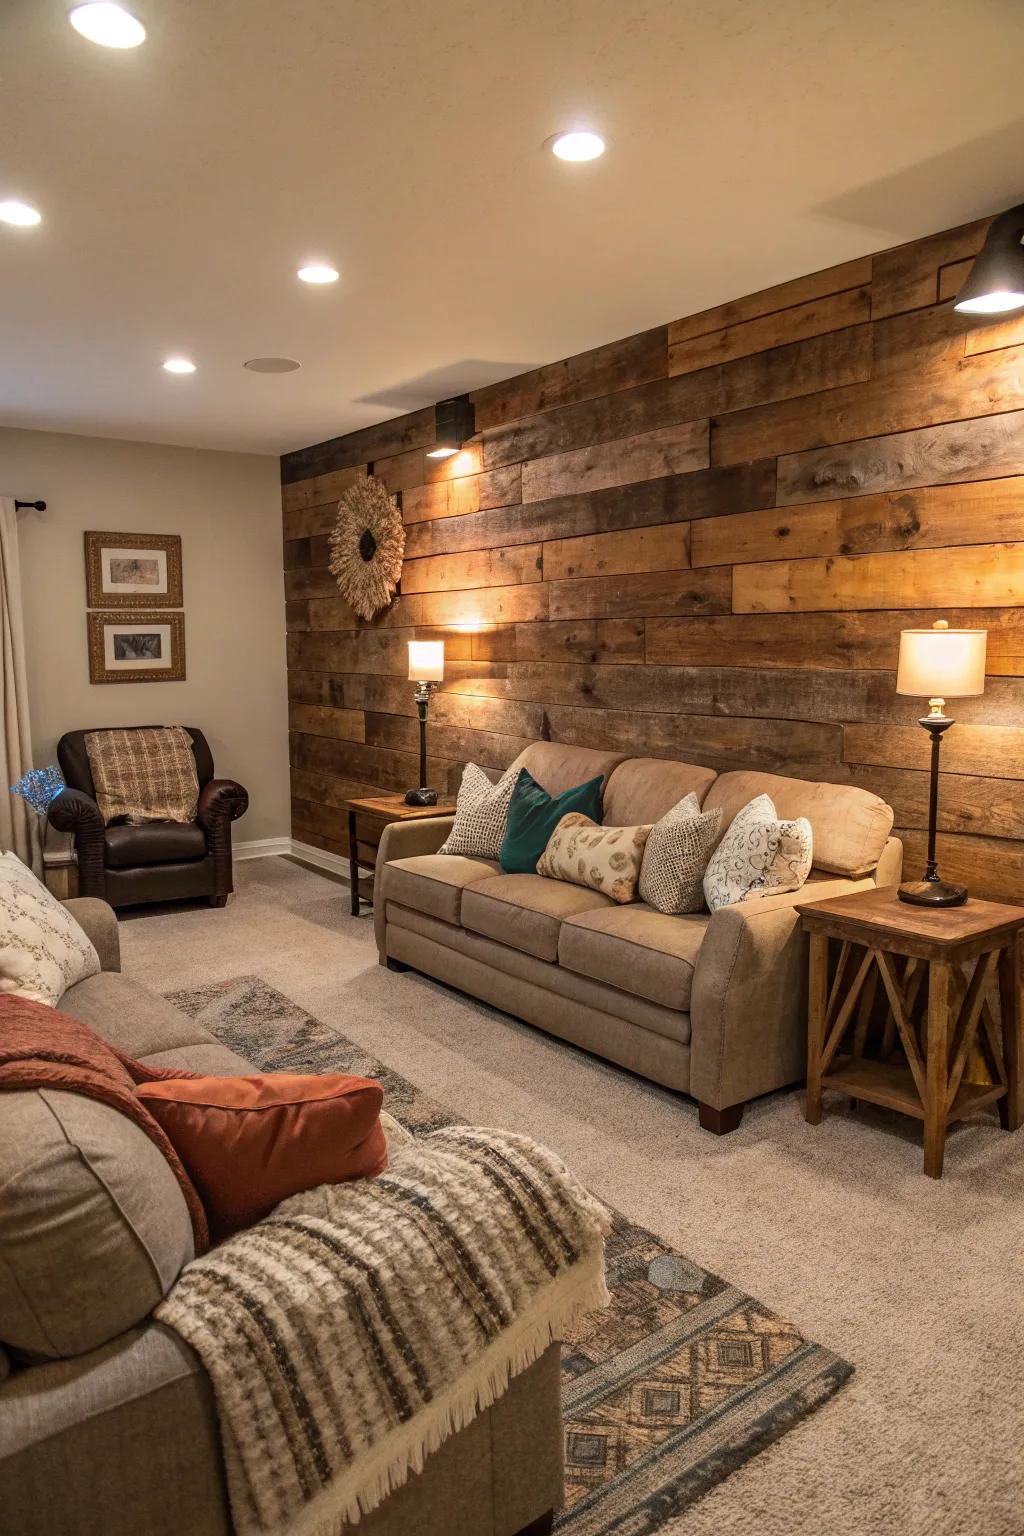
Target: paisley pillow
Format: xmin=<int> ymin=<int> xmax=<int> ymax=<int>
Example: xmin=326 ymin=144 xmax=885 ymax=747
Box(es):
xmin=702 ymin=793 xmax=813 ymax=913
xmin=538 ymin=813 xmax=652 ymax=905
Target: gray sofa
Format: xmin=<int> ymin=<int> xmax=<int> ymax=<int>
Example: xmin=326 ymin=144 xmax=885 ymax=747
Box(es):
xmin=0 ymin=900 xmax=564 ymax=1536
xmin=375 ymin=743 xmax=901 ymax=1130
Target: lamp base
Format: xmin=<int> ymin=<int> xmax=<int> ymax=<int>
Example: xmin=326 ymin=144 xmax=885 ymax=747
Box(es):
xmin=898 ymin=878 xmax=968 ymax=908
xmin=404 ymin=787 xmax=438 ymax=807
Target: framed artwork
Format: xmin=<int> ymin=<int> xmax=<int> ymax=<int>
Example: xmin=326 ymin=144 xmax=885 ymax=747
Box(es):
xmin=87 ymin=610 xmax=186 ymax=683
xmin=84 ymin=530 xmax=183 ymax=608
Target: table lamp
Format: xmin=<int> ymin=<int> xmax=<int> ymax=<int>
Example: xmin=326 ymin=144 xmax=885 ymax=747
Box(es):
xmin=405 ymin=640 xmax=444 ymax=806
xmin=895 ymin=619 xmax=986 ymax=907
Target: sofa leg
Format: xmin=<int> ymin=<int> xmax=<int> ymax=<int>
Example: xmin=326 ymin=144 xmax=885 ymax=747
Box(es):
xmin=697 ymin=1101 xmax=744 ymax=1135
xmin=210 ymin=894 xmax=228 ymax=908
xmin=515 ymin=1514 xmax=554 ymax=1536
xmin=386 ymin=956 xmax=410 ymax=972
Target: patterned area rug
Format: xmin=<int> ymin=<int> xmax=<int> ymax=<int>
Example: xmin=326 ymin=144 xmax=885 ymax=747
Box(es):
xmin=169 ymin=975 xmax=853 ymax=1534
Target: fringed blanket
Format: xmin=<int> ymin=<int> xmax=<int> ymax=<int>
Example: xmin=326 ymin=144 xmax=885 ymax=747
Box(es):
xmin=156 ymin=1124 xmax=610 ymax=1535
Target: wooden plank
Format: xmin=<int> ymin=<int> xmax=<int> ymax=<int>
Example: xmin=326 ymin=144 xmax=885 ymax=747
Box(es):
xmin=427 ymin=723 xmax=532 ymax=771
xmin=401 ymin=464 xmax=522 ymax=525
xmin=285 ymin=566 xmax=337 ymax=600
xmin=287 ymin=702 xmax=365 ymax=743
xmin=471 ymin=618 xmax=646 ymax=666
xmin=281 ymin=465 xmax=366 ymax=515
xmin=668 ymin=287 xmax=869 ymax=375
xmin=287 ymin=627 xmax=474 ymax=677
xmin=416 ymin=583 xmax=550 ymax=627
xmin=542 ymin=524 xmax=689 ymax=583
xmin=871 ymin=219 xmax=990 ymax=320
xmin=281 ymin=407 xmax=436 ymax=484
xmin=963 ymin=313 xmax=1024 ymax=357
xmin=284 ymin=536 xmax=311 ymax=570
xmin=692 ymin=477 xmax=1024 ymax=568
xmin=668 ymin=255 xmax=873 ymax=342
xmin=775 ymin=410 xmax=1024 ymax=506
xmin=870 ymin=304 xmax=969 ymax=376
xmin=894 ymin=829 xmax=1024 ymax=905
xmin=403 ymin=461 xmax=776 ymax=559
xmin=713 ymin=344 xmax=1024 ymax=467
xmin=484 ymin=327 xmax=869 ymax=470
xmin=849 ymin=765 xmax=1024 ymax=841
xmin=646 ymin=607 xmax=1024 ymax=675
xmin=521 ymin=420 xmax=709 ymax=503
xmin=291 ymin=731 xmax=447 ymax=797
xmin=400 ymin=544 xmax=542 ymax=595
xmin=733 ymin=543 xmax=1024 ymax=614
xmin=844 ymin=722 xmax=1024 ymax=781
xmin=283 ymin=502 xmax=343 ymax=541
xmin=938 ymin=259 xmax=973 ymax=304
xmin=549 ymin=568 xmax=730 ymax=621
xmin=285 ymin=599 xmax=309 ymax=632
xmin=291 ymin=766 xmax=382 ymax=812
xmin=470 ymin=327 xmax=667 ymax=431
xmin=306 ymin=592 xmax=426 ymax=630
xmin=545 ymin=705 xmax=842 ymax=776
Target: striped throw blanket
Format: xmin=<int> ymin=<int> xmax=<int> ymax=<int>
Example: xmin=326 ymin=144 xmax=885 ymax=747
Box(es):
xmin=157 ymin=1124 xmax=610 ymax=1535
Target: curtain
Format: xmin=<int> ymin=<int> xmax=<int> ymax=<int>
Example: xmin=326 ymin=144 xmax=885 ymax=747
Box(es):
xmin=0 ymin=498 xmax=40 ymax=872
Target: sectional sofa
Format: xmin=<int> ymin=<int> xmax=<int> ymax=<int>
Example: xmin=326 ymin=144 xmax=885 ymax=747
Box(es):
xmin=375 ymin=743 xmax=900 ymax=1130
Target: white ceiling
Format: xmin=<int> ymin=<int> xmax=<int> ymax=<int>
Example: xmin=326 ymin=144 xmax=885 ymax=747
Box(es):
xmin=2 ymin=0 xmax=1023 ymax=458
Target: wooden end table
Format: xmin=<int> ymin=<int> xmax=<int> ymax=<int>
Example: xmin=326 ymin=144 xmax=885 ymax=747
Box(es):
xmin=796 ymin=886 xmax=1024 ymax=1177
xmin=343 ymin=795 xmax=456 ymax=918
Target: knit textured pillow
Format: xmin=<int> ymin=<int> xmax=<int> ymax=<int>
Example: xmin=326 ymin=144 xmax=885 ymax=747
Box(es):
xmin=703 ymin=793 xmax=813 ymax=913
xmin=0 ymin=852 xmax=100 ymax=1006
xmin=438 ymin=762 xmax=518 ymax=860
xmin=639 ymin=793 xmax=723 ymax=915
xmin=538 ymin=813 xmax=652 ymax=904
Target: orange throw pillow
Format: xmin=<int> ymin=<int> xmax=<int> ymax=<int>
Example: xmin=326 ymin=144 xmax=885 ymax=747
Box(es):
xmin=136 ymin=1073 xmax=388 ymax=1240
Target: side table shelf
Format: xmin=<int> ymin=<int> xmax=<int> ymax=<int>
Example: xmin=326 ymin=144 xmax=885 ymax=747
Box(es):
xmin=797 ymin=886 xmax=1024 ymax=1178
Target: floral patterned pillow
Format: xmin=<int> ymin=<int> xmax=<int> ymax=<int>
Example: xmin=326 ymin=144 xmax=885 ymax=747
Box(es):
xmin=702 ymin=793 xmax=813 ymax=913
xmin=537 ymin=813 xmax=652 ymax=905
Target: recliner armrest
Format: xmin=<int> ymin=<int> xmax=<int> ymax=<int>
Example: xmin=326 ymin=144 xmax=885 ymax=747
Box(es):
xmin=689 ymin=877 xmax=873 ymax=1112
xmin=373 ymin=816 xmax=455 ymax=958
xmin=197 ymin=778 xmax=248 ymax=828
xmin=47 ymin=788 xmax=103 ymax=840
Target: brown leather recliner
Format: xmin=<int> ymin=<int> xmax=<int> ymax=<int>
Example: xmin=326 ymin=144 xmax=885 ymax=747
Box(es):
xmin=48 ymin=726 xmax=248 ymax=909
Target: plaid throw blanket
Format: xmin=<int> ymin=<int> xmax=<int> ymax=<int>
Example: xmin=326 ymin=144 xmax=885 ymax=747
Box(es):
xmin=157 ymin=1125 xmax=609 ymax=1536
xmin=85 ymin=726 xmax=199 ymax=824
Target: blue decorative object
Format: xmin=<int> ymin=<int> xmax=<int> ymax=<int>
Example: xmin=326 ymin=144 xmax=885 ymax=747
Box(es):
xmin=10 ymin=764 xmax=65 ymax=817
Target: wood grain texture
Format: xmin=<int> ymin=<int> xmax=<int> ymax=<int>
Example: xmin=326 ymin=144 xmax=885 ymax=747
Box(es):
xmin=282 ymin=209 xmax=1024 ymax=901
xmin=521 ymin=420 xmax=709 ymax=503
xmin=734 ymin=543 xmax=1024 ymax=614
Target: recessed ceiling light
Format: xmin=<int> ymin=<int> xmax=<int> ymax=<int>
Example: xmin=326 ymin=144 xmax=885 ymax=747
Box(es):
xmin=243 ymin=357 xmax=302 ymax=373
xmin=68 ymin=3 xmax=146 ymax=48
xmin=297 ymin=264 xmax=339 ymax=285
xmin=163 ymin=357 xmax=196 ymax=374
xmin=0 ymin=200 xmax=42 ymax=227
xmin=550 ymin=131 xmax=605 ymax=162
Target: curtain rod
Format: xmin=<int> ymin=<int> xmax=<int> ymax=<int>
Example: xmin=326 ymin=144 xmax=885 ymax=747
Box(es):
xmin=15 ymin=499 xmax=46 ymax=511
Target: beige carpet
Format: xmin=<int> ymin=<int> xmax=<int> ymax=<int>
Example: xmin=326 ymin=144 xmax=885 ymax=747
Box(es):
xmin=121 ymin=857 xmax=1024 ymax=1536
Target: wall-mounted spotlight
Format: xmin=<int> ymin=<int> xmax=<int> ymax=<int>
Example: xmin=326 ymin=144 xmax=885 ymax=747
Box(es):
xmin=954 ymin=204 xmax=1024 ymax=316
xmin=426 ymin=395 xmax=475 ymax=459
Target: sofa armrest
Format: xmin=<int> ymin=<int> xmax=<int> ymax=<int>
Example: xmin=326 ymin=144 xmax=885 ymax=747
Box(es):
xmin=48 ymin=790 xmax=106 ymax=899
xmin=689 ymin=876 xmax=873 ymax=1111
xmin=63 ymin=898 xmax=121 ymax=973
xmin=197 ymin=778 xmax=249 ymax=829
xmin=373 ymin=815 xmax=454 ymax=958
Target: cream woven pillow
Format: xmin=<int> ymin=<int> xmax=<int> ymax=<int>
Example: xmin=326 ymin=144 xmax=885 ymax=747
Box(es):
xmin=538 ymin=813 xmax=652 ymax=904
xmin=0 ymin=852 xmax=100 ymax=1006
xmin=639 ymin=793 xmax=723 ymax=915
xmin=438 ymin=762 xmax=518 ymax=860
xmin=703 ymin=793 xmax=813 ymax=913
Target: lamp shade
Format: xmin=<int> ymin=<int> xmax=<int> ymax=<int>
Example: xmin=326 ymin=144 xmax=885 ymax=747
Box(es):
xmin=954 ymin=204 xmax=1024 ymax=316
xmin=896 ymin=622 xmax=986 ymax=699
xmin=408 ymin=640 xmax=444 ymax=682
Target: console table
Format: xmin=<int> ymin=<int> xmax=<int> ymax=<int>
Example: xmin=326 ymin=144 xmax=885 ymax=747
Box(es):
xmin=797 ymin=886 xmax=1024 ymax=1177
xmin=343 ymin=795 xmax=456 ymax=918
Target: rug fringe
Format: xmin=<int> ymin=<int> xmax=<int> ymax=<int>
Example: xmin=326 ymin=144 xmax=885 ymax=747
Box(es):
xmin=284 ymin=1258 xmax=609 ymax=1535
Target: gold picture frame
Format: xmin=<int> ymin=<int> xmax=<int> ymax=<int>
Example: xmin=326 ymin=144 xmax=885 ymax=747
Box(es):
xmin=87 ymin=610 xmax=186 ymax=684
xmin=85 ymin=530 xmax=183 ymax=609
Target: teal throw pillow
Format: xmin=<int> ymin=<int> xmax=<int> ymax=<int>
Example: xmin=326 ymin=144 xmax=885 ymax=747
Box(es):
xmin=499 ymin=768 xmax=605 ymax=875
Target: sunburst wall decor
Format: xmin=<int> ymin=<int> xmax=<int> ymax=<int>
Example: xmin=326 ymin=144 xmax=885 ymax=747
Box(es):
xmin=328 ymin=476 xmax=405 ymax=621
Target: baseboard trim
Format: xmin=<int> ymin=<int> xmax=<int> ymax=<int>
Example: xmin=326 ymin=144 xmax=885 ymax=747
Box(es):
xmin=233 ymin=836 xmax=293 ymax=862
xmin=288 ymin=839 xmax=351 ymax=880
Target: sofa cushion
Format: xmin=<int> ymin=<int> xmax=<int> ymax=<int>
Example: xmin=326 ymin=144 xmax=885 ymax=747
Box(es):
xmin=381 ymin=854 xmax=502 ymax=928
xmin=505 ymin=741 xmax=626 ymax=799
xmin=462 ymin=874 xmax=615 ymax=962
xmin=104 ymin=821 xmax=208 ymax=868
xmin=603 ymin=757 xmax=717 ymax=826
xmin=703 ymin=770 xmax=894 ymax=877
xmin=559 ymin=904 xmax=708 ymax=1012
xmin=0 ymin=1088 xmax=195 ymax=1359
xmin=60 ymin=971 xmax=226 ymax=1060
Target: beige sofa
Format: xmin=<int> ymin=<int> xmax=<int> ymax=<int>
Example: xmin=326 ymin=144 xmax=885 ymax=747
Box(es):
xmin=375 ymin=743 xmax=901 ymax=1131
xmin=0 ymin=900 xmax=563 ymax=1536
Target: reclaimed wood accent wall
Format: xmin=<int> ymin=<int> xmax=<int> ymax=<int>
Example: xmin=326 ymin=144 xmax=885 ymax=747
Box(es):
xmin=282 ymin=211 xmax=1024 ymax=900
